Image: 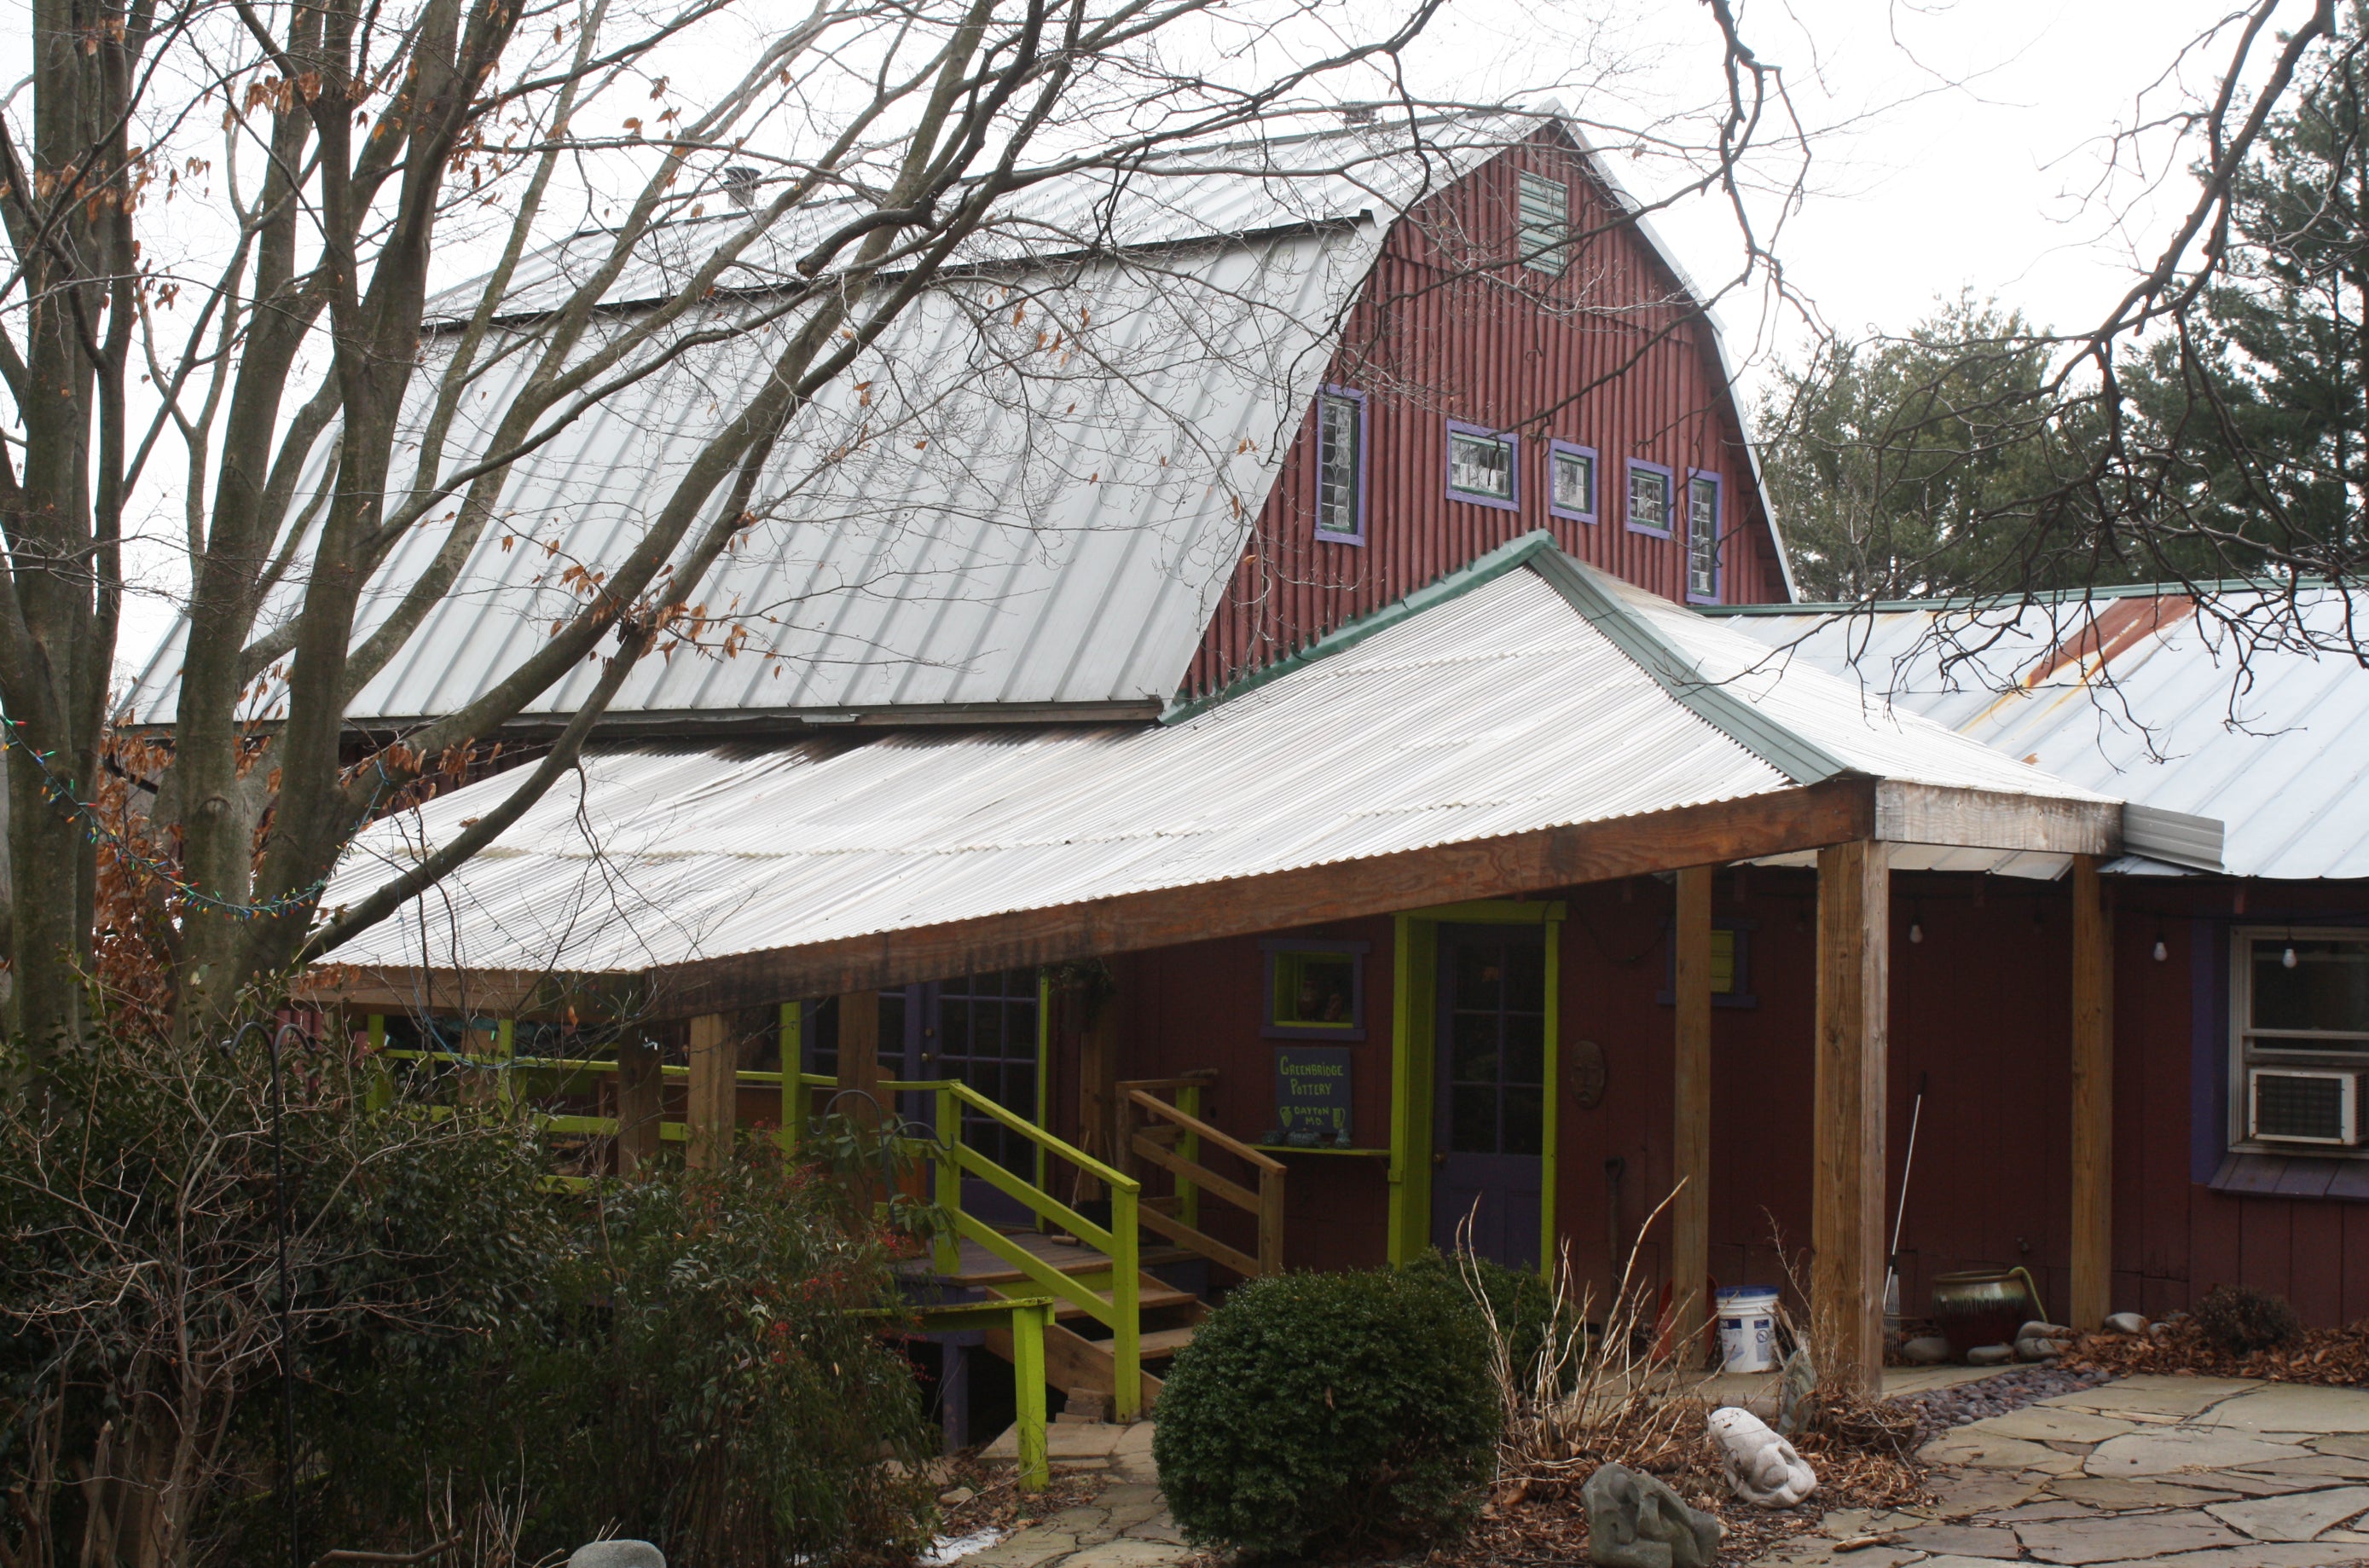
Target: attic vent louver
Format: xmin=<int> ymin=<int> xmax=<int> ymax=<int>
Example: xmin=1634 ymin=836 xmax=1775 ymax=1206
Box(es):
xmin=721 ymin=165 xmax=762 ymax=211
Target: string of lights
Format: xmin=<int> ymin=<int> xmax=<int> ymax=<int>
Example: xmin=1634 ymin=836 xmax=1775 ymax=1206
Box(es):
xmin=0 ymin=714 xmax=339 ymax=920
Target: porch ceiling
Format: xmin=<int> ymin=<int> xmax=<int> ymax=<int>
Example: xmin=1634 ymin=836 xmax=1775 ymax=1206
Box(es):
xmin=308 ymin=542 xmax=2168 ymax=1016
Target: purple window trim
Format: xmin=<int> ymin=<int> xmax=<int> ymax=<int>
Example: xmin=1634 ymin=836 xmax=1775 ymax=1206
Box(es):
xmin=1685 ymin=469 xmax=1723 ymax=605
xmin=1315 ymin=385 xmax=1369 ymax=546
xmin=1625 ymin=457 xmax=1675 ymax=537
xmin=1445 ymin=419 xmax=1520 ymax=512
xmin=1260 ymin=936 xmax=1371 ymax=1042
xmin=1545 ymin=439 xmax=1600 ymax=524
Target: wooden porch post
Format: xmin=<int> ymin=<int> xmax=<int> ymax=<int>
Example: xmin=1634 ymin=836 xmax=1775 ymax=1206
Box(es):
xmin=687 ymin=1013 xmax=736 ymax=1171
xmin=1814 ymin=841 xmax=1889 ymax=1394
xmin=617 ymin=1035 xmax=662 ymax=1174
xmin=2071 ymin=854 xmax=2115 ymax=1332
xmin=837 ymin=991 xmax=882 ymax=1120
xmin=1672 ymin=865 xmax=1715 ymax=1363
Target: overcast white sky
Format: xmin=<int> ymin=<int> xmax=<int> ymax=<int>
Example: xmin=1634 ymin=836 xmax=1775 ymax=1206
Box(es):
xmin=1608 ymin=0 xmax=2276 ymax=371
xmin=18 ymin=0 xmax=2299 ymax=674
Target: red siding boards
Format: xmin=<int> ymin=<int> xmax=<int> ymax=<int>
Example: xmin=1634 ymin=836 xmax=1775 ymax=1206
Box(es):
xmin=1185 ymin=130 xmax=1783 ymax=699
xmin=1086 ymin=871 xmax=2369 ymax=1327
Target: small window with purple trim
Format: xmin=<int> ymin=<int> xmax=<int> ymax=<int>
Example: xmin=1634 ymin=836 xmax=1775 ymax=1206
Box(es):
xmin=1548 ymin=442 xmax=1597 ymax=521
xmin=1446 ymin=421 xmax=1518 ymax=509
xmin=1315 ymin=388 xmax=1365 ymax=541
xmin=1687 ymin=472 xmax=1721 ymax=599
xmin=1627 ymin=460 xmax=1672 ymax=535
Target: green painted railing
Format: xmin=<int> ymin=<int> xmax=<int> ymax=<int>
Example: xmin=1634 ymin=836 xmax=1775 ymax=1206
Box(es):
xmin=377 ymin=1044 xmax=1147 ymax=1420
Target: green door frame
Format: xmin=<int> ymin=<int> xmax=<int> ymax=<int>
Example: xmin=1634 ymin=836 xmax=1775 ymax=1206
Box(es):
xmin=1385 ymin=900 xmax=1565 ymax=1271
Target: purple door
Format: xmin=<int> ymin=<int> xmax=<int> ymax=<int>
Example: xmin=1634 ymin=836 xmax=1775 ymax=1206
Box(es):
xmin=1431 ymin=925 xmax=1546 ymax=1267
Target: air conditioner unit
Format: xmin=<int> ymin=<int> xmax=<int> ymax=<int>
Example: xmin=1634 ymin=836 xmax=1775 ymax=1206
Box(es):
xmin=2249 ymin=1068 xmax=2363 ymax=1146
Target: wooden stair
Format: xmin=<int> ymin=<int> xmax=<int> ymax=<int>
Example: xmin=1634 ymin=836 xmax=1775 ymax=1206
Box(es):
xmin=980 ymin=1267 xmax=1206 ymax=1413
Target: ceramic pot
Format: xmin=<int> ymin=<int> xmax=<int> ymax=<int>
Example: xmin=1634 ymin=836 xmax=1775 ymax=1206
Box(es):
xmin=1930 ymin=1267 xmax=2044 ymax=1357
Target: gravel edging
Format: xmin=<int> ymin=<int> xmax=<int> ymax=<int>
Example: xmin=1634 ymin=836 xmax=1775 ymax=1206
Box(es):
xmin=1890 ymin=1365 xmax=2113 ymax=1440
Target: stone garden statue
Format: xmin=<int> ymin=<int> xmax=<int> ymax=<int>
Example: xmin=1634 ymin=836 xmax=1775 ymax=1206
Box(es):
xmin=1581 ymin=1462 xmax=1723 ymax=1568
xmin=568 ymin=1543 xmax=663 ymax=1568
xmin=1707 ymin=1405 xmax=1817 ymax=1508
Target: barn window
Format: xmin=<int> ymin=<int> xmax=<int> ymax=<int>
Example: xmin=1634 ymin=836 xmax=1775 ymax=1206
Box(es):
xmin=1626 ymin=459 xmax=1673 ymax=536
xmin=1517 ymin=171 xmax=1571 ymax=276
xmin=1263 ymin=938 xmax=1370 ymax=1040
xmin=1445 ymin=421 xmax=1519 ymax=510
xmin=1314 ymin=386 xmax=1365 ymax=543
xmin=2231 ymin=929 xmax=2369 ymax=1152
xmin=1548 ymin=441 xmax=1597 ymax=522
xmin=1687 ymin=472 xmax=1722 ymax=601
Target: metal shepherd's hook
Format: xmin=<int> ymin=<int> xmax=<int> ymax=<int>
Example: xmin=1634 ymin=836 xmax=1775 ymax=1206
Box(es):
xmin=218 ymin=1017 xmax=320 ymax=1568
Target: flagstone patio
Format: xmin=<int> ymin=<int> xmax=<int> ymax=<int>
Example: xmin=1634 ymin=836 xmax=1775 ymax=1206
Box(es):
xmin=1752 ymin=1374 xmax=2369 ymax=1567
xmin=959 ymin=1373 xmax=2369 ymax=1566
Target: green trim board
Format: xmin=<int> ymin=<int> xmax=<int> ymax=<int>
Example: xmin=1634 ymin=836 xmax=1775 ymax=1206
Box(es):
xmin=1522 ymin=550 xmax=1852 ymax=786
xmin=1164 ymin=532 xmax=1855 ymax=794
xmin=1163 ymin=530 xmax=1567 ymax=725
xmin=1698 ymin=575 xmax=2288 ymax=617
xmin=1383 ymin=899 xmax=1565 ymax=1275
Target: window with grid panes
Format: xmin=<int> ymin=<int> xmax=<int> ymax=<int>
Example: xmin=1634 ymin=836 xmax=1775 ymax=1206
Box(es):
xmin=1629 ymin=463 xmax=1671 ymax=533
xmin=1550 ymin=446 xmax=1595 ymax=518
xmin=1448 ymin=427 xmax=1515 ymax=501
xmin=1516 ymin=171 xmax=1570 ymax=276
xmin=935 ymin=969 xmax=1042 ymax=1177
xmin=1688 ymin=473 xmax=1720 ymax=599
xmin=1315 ymin=390 xmax=1362 ymax=539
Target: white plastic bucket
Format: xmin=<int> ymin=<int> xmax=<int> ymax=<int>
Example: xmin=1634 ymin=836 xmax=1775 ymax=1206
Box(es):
xmin=1715 ymin=1287 xmax=1781 ymax=1374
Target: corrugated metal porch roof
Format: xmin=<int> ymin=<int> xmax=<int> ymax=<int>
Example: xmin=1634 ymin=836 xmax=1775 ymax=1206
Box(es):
xmin=317 ymin=543 xmax=2129 ymax=990
xmin=1713 ymin=587 xmax=2369 ymax=880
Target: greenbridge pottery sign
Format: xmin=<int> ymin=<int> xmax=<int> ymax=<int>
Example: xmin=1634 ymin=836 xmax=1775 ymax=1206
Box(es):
xmin=1271 ymin=1046 xmax=1352 ymax=1146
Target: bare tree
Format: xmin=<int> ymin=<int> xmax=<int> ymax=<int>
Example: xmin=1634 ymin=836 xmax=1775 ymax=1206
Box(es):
xmin=0 ymin=0 xmax=1816 ymax=1068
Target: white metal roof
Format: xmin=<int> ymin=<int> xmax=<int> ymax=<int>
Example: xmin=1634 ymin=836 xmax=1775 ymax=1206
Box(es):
xmin=1715 ymin=587 xmax=2369 ymax=880
xmin=126 ymin=111 xmax=1793 ymax=732
xmin=318 ymin=547 xmax=2111 ymax=981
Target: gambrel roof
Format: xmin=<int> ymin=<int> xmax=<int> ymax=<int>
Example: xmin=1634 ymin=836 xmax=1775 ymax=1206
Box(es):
xmin=125 ymin=111 xmax=1787 ymax=733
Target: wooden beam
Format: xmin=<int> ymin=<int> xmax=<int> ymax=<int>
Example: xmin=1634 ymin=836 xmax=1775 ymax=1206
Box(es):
xmin=837 ymin=992 xmax=882 ymax=1123
xmin=1873 ymin=782 xmax=2119 ymax=857
xmin=2071 ymin=854 xmax=2114 ymax=1332
xmin=651 ymin=777 xmax=1880 ymax=1015
xmin=1672 ymin=865 xmax=1715 ymax=1366
xmin=617 ymin=1035 xmax=661 ymax=1175
xmin=1813 ymin=840 xmax=1889 ymax=1395
xmin=686 ymin=1014 xmax=735 ymax=1170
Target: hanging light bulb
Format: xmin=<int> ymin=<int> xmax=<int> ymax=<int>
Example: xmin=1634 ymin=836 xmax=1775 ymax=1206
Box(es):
xmin=2152 ymin=934 xmax=2169 ymax=963
xmin=1909 ymin=919 xmax=1925 ymax=945
xmin=2285 ymin=945 xmax=2300 ymax=969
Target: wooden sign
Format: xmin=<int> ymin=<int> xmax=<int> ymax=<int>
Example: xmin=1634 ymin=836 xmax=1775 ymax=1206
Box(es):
xmin=1273 ymin=1046 xmax=1353 ymax=1145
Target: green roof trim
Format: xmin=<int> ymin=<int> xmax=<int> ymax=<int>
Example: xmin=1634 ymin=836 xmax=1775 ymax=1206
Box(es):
xmin=1163 ymin=530 xmax=1855 ymax=789
xmin=1525 ymin=551 xmax=1854 ymax=787
xmin=1699 ymin=576 xmax=2299 ymax=617
xmin=1161 ymin=529 xmax=1567 ymax=725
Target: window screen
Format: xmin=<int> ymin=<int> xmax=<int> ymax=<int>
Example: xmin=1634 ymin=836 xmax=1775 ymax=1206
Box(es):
xmin=1688 ymin=474 xmax=1720 ymax=598
xmin=1316 ymin=391 xmax=1361 ymax=538
xmin=1517 ymin=171 xmax=1570 ymax=276
xmin=1551 ymin=447 xmax=1595 ymax=517
xmin=1630 ymin=464 xmax=1671 ymax=533
xmin=1449 ymin=428 xmax=1514 ymax=500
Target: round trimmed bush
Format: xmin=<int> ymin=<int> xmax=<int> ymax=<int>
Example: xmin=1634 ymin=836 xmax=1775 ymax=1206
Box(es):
xmin=2193 ymin=1283 xmax=2302 ymax=1355
xmin=1151 ymin=1266 xmax=1502 ymax=1557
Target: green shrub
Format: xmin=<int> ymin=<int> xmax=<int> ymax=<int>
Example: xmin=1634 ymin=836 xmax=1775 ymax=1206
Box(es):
xmin=2193 ymin=1283 xmax=2303 ymax=1355
xmin=1404 ymin=1248 xmax=1559 ymax=1385
xmin=3 ymin=1017 xmax=940 ymax=1568
xmin=1152 ymin=1265 xmax=1502 ymax=1557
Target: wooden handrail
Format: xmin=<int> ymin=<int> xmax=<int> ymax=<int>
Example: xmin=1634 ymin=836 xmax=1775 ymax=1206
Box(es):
xmin=1121 ymin=1085 xmax=1285 ymax=1277
xmin=1127 ymin=1089 xmax=1285 ymax=1174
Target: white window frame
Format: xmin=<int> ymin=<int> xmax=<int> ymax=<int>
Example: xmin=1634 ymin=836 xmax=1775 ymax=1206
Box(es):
xmin=2228 ymin=925 xmax=2369 ymax=1154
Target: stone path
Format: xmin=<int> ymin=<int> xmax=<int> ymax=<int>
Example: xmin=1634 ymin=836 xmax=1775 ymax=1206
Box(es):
xmin=966 ymin=1421 xmax=1190 ymax=1568
xmin=1752 ymin=1374 xmax=2369 ymax=1567
xmin=963 ymin=1374 xmax=2369 ymax=1566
